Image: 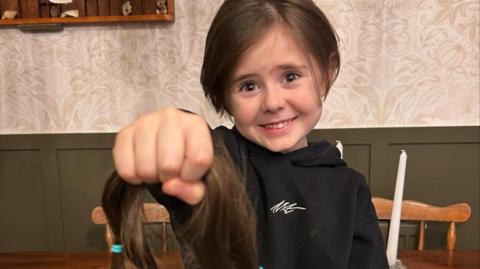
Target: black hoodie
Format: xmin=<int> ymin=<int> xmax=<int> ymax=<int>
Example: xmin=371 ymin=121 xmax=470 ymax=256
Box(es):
xmin=149 ymin=126 xmax=389 ymax=269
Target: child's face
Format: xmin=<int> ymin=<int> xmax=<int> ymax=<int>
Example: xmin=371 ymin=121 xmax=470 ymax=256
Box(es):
xmin=228 ymin=25 xmax=323 ymax=153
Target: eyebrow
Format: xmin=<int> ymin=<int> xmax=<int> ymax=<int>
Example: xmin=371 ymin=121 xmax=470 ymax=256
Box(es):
xmin=231 ymin=73 xmax=257 ymax=86
xmin=275 ymin=64 xmax=308 ymax=72
xmin=231 ymin=63 xmax=309 ymax=85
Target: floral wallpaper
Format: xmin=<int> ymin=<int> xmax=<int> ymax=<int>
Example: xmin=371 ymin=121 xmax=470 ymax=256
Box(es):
xmin=0 ymin=0 xmax=478 ymax=134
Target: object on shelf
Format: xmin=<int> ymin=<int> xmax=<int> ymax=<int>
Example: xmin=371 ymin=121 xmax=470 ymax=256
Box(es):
xmin=122 ymin=1 xmax=133 ymax=16
xmin=0 ymin=0 xmax=175 ymax=27
xmin=156 ymin=0 xmax=167 ymax=14
xmin=61 ymin=10 xmax=79 ymax=18
xmin=50 ymin=5 xmax=60 ymax=17
xmin=1 ymin=10 xmax=18 ymax=20
xmin=49 ymin=0 xmax=73 ymax=3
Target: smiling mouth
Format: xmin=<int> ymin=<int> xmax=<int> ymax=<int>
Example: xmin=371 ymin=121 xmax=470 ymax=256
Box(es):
xmin=261 ymin=117 xmax=297 ymax=129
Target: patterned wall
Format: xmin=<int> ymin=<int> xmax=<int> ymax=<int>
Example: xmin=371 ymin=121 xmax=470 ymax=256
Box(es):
xmin=0 ymin=0 xmax=478 ymax=134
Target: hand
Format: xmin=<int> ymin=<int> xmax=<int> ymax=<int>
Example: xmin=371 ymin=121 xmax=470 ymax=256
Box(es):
xmin=113 ymin=107 xmax=213 ymax=205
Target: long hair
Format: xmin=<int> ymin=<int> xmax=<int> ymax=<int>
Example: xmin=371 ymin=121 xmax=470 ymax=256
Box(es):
xmin=101 ymin=138 xmax=257 ymax=269
xmin=201 ymin=0 xmax=341 ymax=116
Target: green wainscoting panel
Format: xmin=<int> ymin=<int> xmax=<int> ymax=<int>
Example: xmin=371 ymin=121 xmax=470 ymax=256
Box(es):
xmin=0 ymin=149 xmax=49 ymax=252
xmin=57 ymin=148 xmax=114 ymax=252
xmin=342 ymin=144 xmax=371 ymax=185
xmin=0 ymin=126 xmax=478 ymax=252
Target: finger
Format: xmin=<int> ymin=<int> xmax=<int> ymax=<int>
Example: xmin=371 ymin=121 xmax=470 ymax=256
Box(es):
xmin=162 ymin=178 xmax=206 ymax=205
xmin=133 ymin=116 xmax=160 ymax=183
xmin=156 ymin=112 xmax=185 ymax=182
xmin=180 ymin=116 xmax=213 ymax=182
xmin=113 ymin=126 xmax=142 ymax=184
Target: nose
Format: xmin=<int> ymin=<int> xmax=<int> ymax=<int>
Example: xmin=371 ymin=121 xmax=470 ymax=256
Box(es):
xmin=262 ymin=86 xmax=285 ymax=113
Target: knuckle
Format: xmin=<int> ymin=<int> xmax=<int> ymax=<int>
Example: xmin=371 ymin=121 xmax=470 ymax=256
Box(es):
xmin=116 ymin=167 xmax=137 ymax=183
xmin=135 ymin=169 xmax=157 ymax=181
xmin=161 ymin=106 xmax=180 ymax=118
xmin=135 ymin=161 xmax=158 ymax=180
xmin=135 ymin=110 xmax=164 ymax=131
xmin=158 ymin=160 xmax=182 ymax=177
xmin=137 ymin=116 xmax=154 ymax=133
xmin=155 ymin=107 xmax=182 ymax=127
xmin=114 ymin=126 xmax=132 ymax=148
xmin=192 ymin=152 xmax=213 ymax=168
xmin=191 ymin=113 xmax=207 ymax=126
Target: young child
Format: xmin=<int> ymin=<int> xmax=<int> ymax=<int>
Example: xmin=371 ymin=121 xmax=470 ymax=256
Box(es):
xmin=112 ymin=0 xmax=389 ymax=268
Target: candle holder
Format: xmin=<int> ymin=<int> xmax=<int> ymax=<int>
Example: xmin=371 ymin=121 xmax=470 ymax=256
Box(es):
xmin=389 ymin=259 xmax=407 ymax=269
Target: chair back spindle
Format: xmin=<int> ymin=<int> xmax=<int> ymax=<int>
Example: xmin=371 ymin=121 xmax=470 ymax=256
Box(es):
xmin=92 ymin=203 xmax=172 ymax=252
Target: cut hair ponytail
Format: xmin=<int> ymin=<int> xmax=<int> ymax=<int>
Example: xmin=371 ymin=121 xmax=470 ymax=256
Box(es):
xmin=101 ymin=139 xmax=257 ymax=269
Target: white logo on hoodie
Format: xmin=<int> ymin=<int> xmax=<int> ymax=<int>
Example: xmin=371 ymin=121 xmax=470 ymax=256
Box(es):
xmin=270 ymin=200 xmax=306 ymax=214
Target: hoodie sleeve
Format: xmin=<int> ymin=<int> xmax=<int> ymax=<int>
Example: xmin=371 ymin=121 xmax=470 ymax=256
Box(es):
xmin=348 ymin=176 xmax=389 ymax=269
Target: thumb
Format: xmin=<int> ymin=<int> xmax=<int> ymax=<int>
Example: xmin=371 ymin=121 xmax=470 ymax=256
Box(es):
xmin=162 ymin=178 xmax=206 ymax=205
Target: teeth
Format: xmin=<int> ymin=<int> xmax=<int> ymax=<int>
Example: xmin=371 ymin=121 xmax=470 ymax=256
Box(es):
xmin=264 ymin=120 xmax=289 ymax=129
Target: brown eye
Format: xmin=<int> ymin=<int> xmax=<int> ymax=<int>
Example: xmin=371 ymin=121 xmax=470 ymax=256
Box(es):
xmin=240 ymin=81 xmax=257 ymax=92
xmin=284 ymin=72 xmax=299 ymax=83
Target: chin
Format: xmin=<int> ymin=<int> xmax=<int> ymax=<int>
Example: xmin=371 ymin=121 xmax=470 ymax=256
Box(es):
xmin=244 ymin=129 xmax=305 ymax=153
xmin=263 ymin=141 xmax=298 ymax=153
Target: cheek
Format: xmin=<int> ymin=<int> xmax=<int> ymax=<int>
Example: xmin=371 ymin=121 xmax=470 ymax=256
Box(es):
xmin=229 ymin=97 xmax=253 ymax=124
xmin=296 ymin=90 xmax=322 ymax=111
xmin=233 ymin=107 xmax=255 ymax=126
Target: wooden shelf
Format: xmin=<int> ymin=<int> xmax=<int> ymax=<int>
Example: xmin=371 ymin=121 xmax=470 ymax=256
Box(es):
xmin=0 ymin=0 xmax=174 ymax=28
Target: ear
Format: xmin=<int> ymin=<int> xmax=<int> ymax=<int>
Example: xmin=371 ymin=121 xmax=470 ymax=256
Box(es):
xmin=327 ymin=52 xmax=340 ymax=86
xmin=318 ymin=82 xmax=327 ymax=99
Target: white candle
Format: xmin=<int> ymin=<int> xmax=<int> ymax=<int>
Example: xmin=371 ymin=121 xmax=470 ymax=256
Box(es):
xmin=335 ymin=140 xmax=343 ymax=159
xmin=386 ymin=150 xmax=407 ymax=266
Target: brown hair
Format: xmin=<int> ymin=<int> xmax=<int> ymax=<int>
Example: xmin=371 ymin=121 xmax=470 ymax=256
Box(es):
xmin=201 ymin=0 xmax=340 ymax=115
xmin=101 ymin=138 xmax=257 ymax=269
